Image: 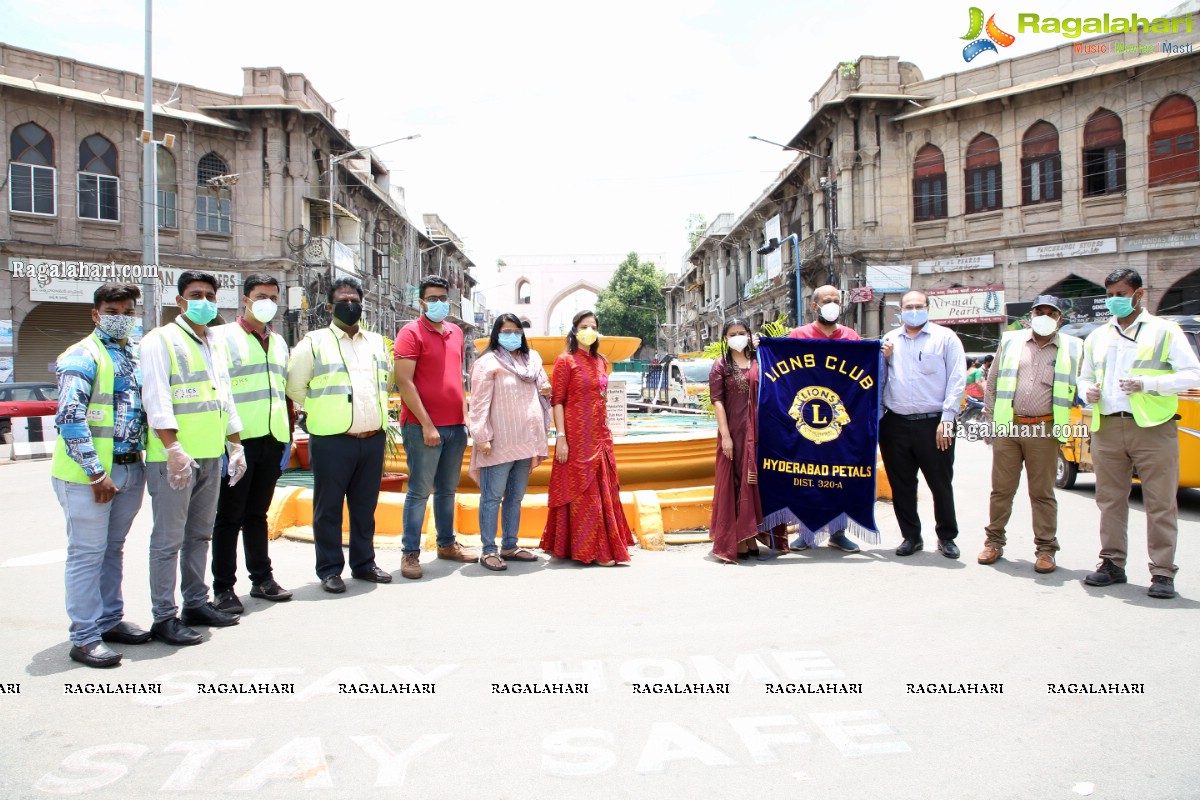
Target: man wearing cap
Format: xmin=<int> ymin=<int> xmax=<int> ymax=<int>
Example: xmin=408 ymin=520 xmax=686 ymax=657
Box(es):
xmin=977 ymin=295 xmax=1082 ymax=573
xmin=786 ymin=284 xmax=863 ymax=554
xmin=1078 ymin=268 xmax=1200 ymax=599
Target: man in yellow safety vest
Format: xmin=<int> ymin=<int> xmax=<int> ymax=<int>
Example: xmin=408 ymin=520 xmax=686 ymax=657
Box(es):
xmin=141 ymin=270 xmax=248 ymax=645
xmin=50 ymin=283 xmax=151 ymax=668
xmin=978 ymin=295 xmax=1082 ymax=574
xmin=1079 ymin=268 xmax=1200 ymax=599
xmin=210 ymin=273 xmax=293 ymax=613
xmin=286 ymin=276 xmax=393 ymax=594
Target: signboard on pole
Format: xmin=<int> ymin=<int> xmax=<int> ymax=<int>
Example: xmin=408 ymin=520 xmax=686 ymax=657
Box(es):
xmin=606 ymin=380 xmax=628 ymax=437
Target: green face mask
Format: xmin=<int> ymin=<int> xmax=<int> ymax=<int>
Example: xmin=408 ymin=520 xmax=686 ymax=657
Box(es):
xmin=184 ymin=298 xmax=218 ymax=325
xmin=1104 ymin=295 xmax=1135 ymax=318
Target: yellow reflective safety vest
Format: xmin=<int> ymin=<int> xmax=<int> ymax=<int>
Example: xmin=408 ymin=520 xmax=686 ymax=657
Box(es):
xmin=145 ymin=320 xmax=229 ymax=462
xmin=991 ymin=329 xmax=1083 ymax=442
xmin=300 ymin=326 xmax=389 ymax=436
xmin=214 ymin=322 xmax=290 ymax=443
xmin=50 ymin=333 xmax=117 ymax=483
xmin=1085 ymin=314 xmax=1181 ymax=432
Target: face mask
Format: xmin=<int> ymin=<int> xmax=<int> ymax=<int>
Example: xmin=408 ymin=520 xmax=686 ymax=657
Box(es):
xmin=250 ymin=299 xmax=278 ymax=324
xmin=727 ymin=334 xmax=749 ymax=352
xmin=1030 ymin=314 xmax=1058 ymax=337
xmin=498 ymin=332 xmax=523 ymax=351
xmin=818 ymin=303 xmax=841 ymax=323
xmin=184 ymin=298 xmax=218 ymax=326
xmin=575 ymin=327 xmax=598 ymax=347
xmin=901 ymin=308 xmax=928 ymax=327
xmin=424 ymin=300 xmax=450 ymax=323
xmin=1105 ymin=295 xmax=1136 ymax=318
xmin=332 ymin=300 xmax=363 ymax=326
xmin=97 ymin=314 xmax=136 ymax=340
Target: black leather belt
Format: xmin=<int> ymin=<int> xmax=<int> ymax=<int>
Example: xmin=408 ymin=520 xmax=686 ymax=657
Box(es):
xmin=112 ymin=452 xmax=142 ymax=465
xmin=885 ymin=410 xmax=941 ymax=421
xmin=1102 ymin=411 xmax=1181 ymax=420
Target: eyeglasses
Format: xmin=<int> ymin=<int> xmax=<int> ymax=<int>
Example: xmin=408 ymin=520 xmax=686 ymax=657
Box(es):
xmin=424 ymin=295 xmax=449 ymax=303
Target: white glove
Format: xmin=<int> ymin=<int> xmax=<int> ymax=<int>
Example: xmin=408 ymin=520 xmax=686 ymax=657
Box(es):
xmin=166 ymin=441 xmax=198 ymax=491
xmin=226 ymin=441 xmax=247 ymax=487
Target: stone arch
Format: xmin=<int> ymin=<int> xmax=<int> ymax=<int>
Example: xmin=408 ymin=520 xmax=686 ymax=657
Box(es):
xmin=1160 ymin=266 xmax=1200 ymax=316
xmin=543 ymin=279 xmax=603 ymax=336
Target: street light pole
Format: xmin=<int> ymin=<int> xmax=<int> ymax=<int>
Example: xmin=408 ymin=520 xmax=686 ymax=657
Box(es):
xmin=141 ymin=0 xmax=156 ymax=331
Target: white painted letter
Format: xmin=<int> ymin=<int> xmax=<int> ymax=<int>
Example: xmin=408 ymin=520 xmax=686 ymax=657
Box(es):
xmin=774 ymin=651 xmax=844 ymax=681
xmin=381 ymin=663 xmax=461 ymax=683
xmin=542 ymin=659 xmax=607 ymax=692
xmin=160 ymin=739 xmax=253 ymax=790
xmin=292 ymin=666 xmax=370 ymax=702
xmin=636 ymin=722 xmax=735 ymax=774
xmin=810 ymin=711 xmax=912 ymax=757
xmin=35 ymin=743 xmax=148 ymax=794
xmin=350 ymin=734 xmax=451 ymax=787
xmin=692 ymin=654 xmax=777 ymax=685
xmin=619 ymin=658 xmax=686 ymax=684
xmin=729 ymin=715 xmax=811 ymax=764
xmin=541 ymin=728 xmax=616 ymax=777
xmin=135 ymin=670 xmax=216 ymax=706
xmin=228 ymin=737 xmax=332 ymax=790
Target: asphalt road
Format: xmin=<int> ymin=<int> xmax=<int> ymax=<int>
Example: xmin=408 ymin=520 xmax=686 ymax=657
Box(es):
xmin=1 ymin=440 xmax=1197 ymax=799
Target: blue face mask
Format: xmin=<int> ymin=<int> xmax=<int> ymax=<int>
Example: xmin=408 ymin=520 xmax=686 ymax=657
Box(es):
xmin=424 ymin=300 xmax=450 ymax=323
xmin=498 ymin=332 xmax=523 ymax=351
xmin=1105 ymin=295 xmax=1136 ymax=318
xmin=901 ymin=308 xmax=928 ymax=327
xmin=184 ymin=298 xmax=218 ymax=325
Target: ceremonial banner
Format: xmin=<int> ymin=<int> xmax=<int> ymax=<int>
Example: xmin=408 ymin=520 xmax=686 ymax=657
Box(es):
xmin=756 ymin=337 xmax=882 ymax=546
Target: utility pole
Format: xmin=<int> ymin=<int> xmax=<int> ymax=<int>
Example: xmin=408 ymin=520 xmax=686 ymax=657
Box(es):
xmin=141 ymin=0 xmax=156 ymax=331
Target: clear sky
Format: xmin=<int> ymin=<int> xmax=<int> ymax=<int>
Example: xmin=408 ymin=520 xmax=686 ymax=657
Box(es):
xmin=2 ymin=0 xmax=1191 ymax=301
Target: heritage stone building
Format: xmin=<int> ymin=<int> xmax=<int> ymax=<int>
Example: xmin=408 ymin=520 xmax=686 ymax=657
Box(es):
xmin=668 ymin=23 xmax=1200 ymax=353
xmin=1 ymin=43 xmax=475 ymax=381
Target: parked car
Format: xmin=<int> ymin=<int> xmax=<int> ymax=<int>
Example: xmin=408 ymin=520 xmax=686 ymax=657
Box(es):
xmin=0 ymin=382 xmax=58 ymax=438
xmin=618 ymin=373 xmax=644 ymax=403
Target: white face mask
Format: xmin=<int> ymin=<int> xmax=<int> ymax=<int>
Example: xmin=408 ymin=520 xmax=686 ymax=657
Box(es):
xmin=727 ymin=334 xmax=749 ymax=352
xmin=1030 ymin=314 xmax=1058 ymax=337
xmin=818 ymin=302 xmax=841 ymax=323
xmin=250 ymin=299 xmax=278 ymax=323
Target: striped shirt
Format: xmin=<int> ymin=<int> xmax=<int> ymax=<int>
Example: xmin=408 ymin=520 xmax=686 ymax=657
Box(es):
xmin=468 ymin=350 xmax=550 ymax=479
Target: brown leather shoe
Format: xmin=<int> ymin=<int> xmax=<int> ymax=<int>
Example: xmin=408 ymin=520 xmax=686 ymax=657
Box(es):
xmin=1034 ymin=552 xmax=1056 ymax=573
xmin=400 ymin=552 xmax=423 ymax=580
xmin=437 ymin=542 xmax=480 ymax=562
xmin=977 ymin=544 xmax=1003 ymax=565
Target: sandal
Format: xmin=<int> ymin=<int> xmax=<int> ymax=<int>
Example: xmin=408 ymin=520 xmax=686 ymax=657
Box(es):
xmin=480 ymin=553 xmax=507 ymax=571
xmin=500 ymin=548 xmax=538 ymax=562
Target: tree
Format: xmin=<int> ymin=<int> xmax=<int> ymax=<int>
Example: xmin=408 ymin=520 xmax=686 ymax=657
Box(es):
xmin=686 ymin=213 xmax=708 ymax=251
xmin=595 ymin=252 xmax=666 ymax=352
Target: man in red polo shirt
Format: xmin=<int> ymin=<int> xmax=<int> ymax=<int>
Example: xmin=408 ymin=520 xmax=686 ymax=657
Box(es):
xmin=394 ymin=275 xmax=479 ymax=579
xmin=788 ymin=284 xmax=863 ymax=554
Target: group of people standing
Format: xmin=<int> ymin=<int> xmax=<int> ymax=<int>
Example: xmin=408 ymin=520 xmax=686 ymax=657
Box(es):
xmin=52 ymin=273 xmax=636 ymax=668
xmin=706 ymin=269 xmax=1199 ymax=603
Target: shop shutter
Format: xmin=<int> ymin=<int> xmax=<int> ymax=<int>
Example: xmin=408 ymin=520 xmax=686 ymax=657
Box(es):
xmin=14 ymin=302 xmax=96 ymax=382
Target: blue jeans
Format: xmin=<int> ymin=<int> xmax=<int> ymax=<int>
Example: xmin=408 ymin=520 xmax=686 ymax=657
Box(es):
xmin=478 ymin=458 xmax=532 ymax=553
xmin=401 ymin=423 xmax=468 ymax=552
xmin=53 ymin=463 xmax=146 ymax=646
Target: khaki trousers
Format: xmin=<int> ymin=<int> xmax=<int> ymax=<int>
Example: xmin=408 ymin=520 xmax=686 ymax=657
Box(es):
xmin=1091 ymin=416 xmax=1180 ymax=577
xmin=984 ymin=431 xmax=1061 ymax=552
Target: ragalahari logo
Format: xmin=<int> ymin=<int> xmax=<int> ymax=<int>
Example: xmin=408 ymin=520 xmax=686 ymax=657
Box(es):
xmin=961 ymin=7 xmax=1016 ymax=62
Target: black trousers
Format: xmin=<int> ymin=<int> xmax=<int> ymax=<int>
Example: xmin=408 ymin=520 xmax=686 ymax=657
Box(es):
xmin=211 ymin=435 xmax=286 ymax=593
xmin=310 ymin=432 xmax=385 ymax=579
xmin=878 ymin=412 xmax=958 ymax=542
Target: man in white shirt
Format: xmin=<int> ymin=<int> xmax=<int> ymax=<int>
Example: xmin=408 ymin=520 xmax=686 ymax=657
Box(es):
xmin=1078 ymin=268 xmax=1200 ymax=599
xmin=141 ymin=271 xmax=247 ymax=645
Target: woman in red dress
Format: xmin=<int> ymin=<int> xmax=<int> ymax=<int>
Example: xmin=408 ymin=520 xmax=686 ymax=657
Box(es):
xmin=540 ymin=310 xmax=635 ymax=566
xmin=709 ymin=318 xmax=788 ymax=564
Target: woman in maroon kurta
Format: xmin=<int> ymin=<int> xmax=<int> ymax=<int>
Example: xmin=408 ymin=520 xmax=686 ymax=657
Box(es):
xmin=709 ymin=318 xmax=788 ymax=563
xmin=540 ymin=311 xmax=635 ymax=565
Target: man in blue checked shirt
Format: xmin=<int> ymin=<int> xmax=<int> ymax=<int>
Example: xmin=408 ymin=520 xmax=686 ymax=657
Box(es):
xmin=50 ymin=283 xmax=153 ymax=668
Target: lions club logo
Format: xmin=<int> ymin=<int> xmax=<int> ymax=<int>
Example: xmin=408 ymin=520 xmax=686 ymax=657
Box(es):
xmin=788 ymin=386 xmax=851 ymax=444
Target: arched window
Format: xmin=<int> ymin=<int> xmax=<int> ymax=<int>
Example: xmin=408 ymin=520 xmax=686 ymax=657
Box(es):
xmin=1148 ymin=94 xmax=1199 ymax=186
xmin=196 ymin=151 xmax=231 ymax=233
xmin=78 ymin=133 xmax=119 ymax=221
xmin=1021 ymin=121 xmax=1061 ymax=205
xmin=912 ymin=144 xmax=947 ymax=221
xmin=517 ymin=279 xmax=531 ymax=304
xmin=9 ymin=122 xmax=56 ymax=215
xmin=965 ymin=133 xmax=1002 ymax=213
xmin=156 ymin=147 xmax=178 ymax=228
xmin=1083 ymin=109 xmax=1126 ymax=196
